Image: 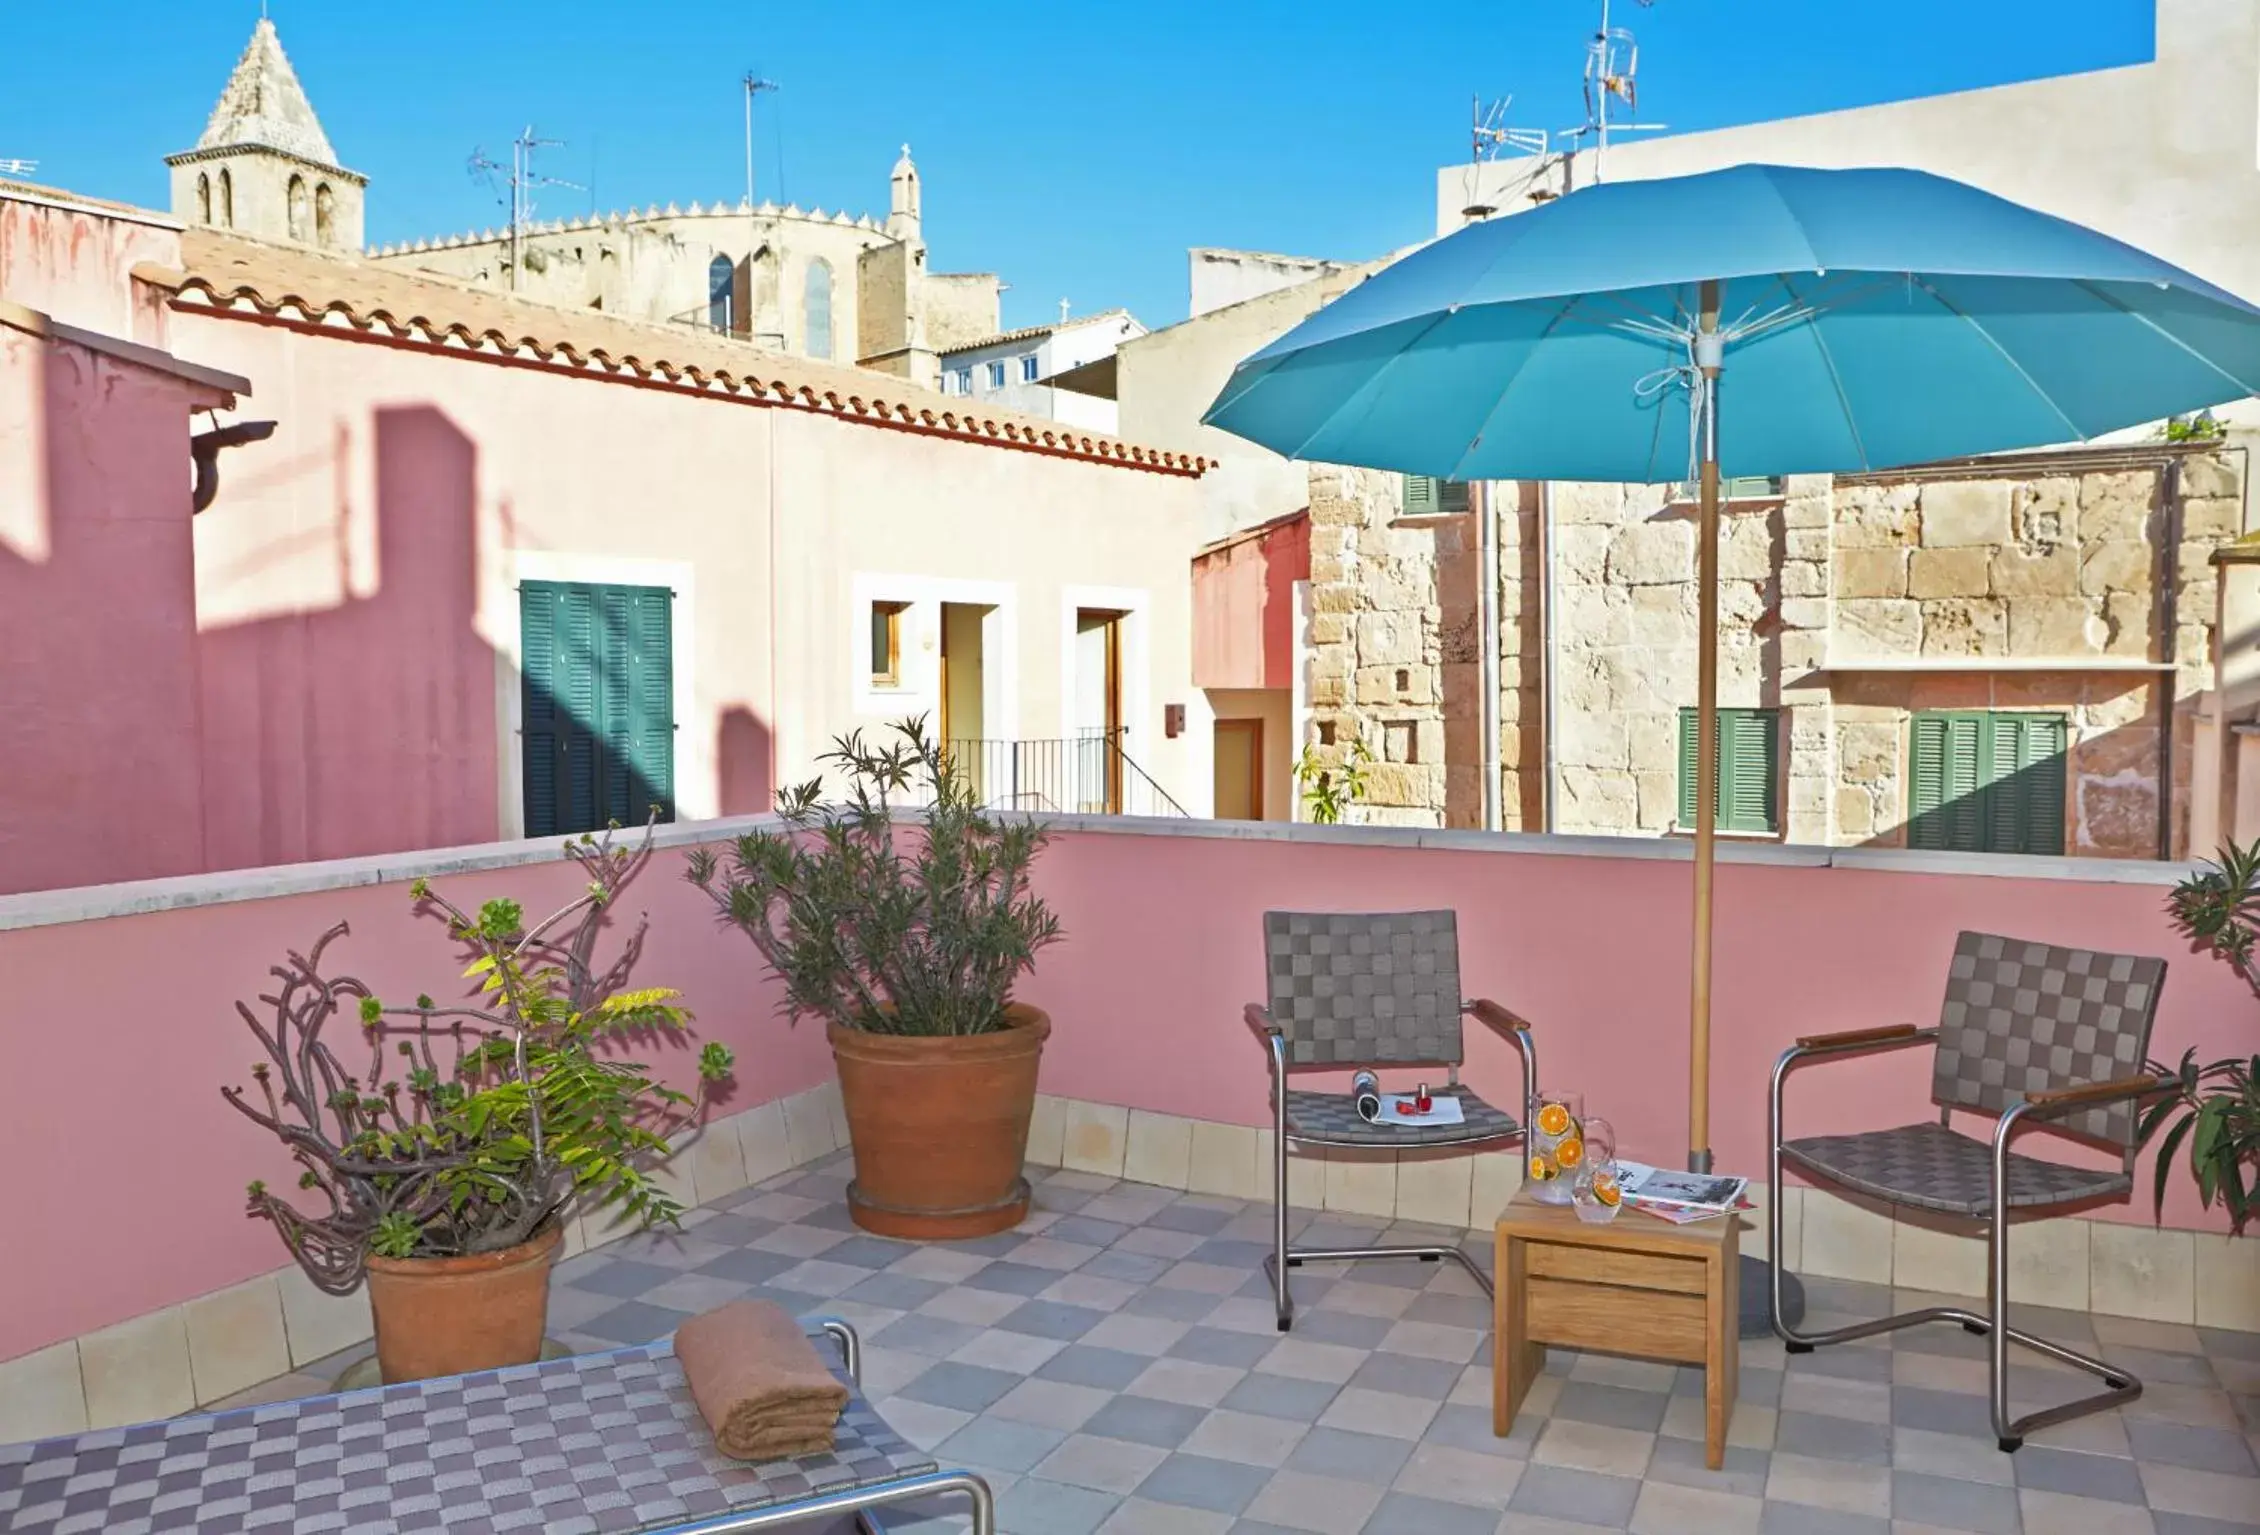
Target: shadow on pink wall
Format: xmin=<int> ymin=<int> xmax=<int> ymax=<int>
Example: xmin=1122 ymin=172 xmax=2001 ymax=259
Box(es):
xmin=718 ymin=706 xmax=774 ymax=816
xmin=197 ymin=405 xmax=499 ymax=869
xmin=0 ymin=330 xmax=211 ymax=895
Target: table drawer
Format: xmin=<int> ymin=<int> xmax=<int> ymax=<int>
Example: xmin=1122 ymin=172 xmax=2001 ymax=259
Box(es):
xmin=1524 ymin=1276 xmax=1709 ymax=1363
xmin=1525 ymin=1242 xmax=1706 ymax=1296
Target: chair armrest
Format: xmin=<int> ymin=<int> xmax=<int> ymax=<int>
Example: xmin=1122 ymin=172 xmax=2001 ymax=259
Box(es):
xmin=2015 ymin=1073 xmax=2169 ymax=1118
xmin=1245 ymin=1002 xmax=1281 ymax=1040
xmin=1465 ymin=998 xmax=1535 ymax=1037
xmin=1794 ymin=1023 xmax=1932 ymax=1052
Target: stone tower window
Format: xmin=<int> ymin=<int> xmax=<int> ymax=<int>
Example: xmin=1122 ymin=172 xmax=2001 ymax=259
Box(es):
xmin=287 ymin=174 xmax=308 ymax=240
xmin=708 ymin=254 xmax=735 ymax=333
xmin=315 ymin=183 xmax=334 ymax=246
xmin=196 ymin=174 xmax=211 ymax=223
xmin=218 ymin=169 xmax=233 ymax=228
xmin=805 ymin=258 xmax=834 ymax=360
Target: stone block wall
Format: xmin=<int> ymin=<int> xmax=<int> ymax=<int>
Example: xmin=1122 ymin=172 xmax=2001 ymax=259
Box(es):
xmin=1299 ymin=447 xmax=2242 ymax=858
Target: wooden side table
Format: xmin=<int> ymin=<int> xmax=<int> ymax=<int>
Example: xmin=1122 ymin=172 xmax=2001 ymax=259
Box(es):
xmin=1492 ymin=1189 xmax=1740 ymax=1469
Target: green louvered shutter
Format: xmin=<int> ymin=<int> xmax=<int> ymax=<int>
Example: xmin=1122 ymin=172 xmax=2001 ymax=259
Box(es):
xmin=1403 ymin=474 xmax=1438 ymax=514
xmin=521 ymin=584 xmax=562 ymax=836
xmin=619 ymin=586 xmax=676 ymax=825
xmin=1677 ymin=707 xmax=1780 ymax=834
xmin=1908 ymin=712 xmax=2066 ymax=854
xmin=1986 ymin=713 xmax=2068 ymax=856
xmin=519 ymin=580 xmax=672 ymax=836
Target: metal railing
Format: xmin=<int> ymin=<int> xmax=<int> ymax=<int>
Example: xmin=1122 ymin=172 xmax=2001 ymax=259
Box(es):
xmin=945 ymin=732 xmax=1189 ymax=818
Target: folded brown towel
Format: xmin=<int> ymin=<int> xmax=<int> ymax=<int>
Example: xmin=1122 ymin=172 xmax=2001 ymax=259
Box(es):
xmin=675 ymin=1300 xmax=850 ymax=1461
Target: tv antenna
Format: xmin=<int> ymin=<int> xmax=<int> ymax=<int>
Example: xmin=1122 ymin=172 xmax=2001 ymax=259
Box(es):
xmin=469 ymin=127 xmax=581 ymax=292
xmin=741 ymin=73 xmax=779 ymax=207
xmin=1462 ymin=95 xmax=1551 ymax=220
xmin=1562 ymin=0 xmax=1668 ymax=186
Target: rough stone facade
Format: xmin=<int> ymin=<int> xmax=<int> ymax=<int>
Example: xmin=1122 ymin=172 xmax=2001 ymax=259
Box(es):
xmin=1304 ymin=448 xmax=2244 ymax=858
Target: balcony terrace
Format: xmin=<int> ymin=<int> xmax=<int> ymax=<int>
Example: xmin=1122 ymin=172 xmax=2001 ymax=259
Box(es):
xmin=0 ymin=816 xmax=2254 ymax=1533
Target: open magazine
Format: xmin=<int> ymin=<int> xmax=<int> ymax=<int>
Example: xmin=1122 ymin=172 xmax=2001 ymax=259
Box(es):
xmin=1613 ymin=1162 xmax=1750 ymax=1224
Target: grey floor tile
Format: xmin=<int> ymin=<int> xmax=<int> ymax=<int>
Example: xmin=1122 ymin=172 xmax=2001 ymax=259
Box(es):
xmin=1361 ymin=1490 xmax=1502 ymax=1534
xmin=1774 ymin=1410 xmax=1892 ymax=1466
xmin=962 ymin=1261 xmax=1066 ymax=1297
xmin=873 ymin=1313 xmax=987 ymax=1358
xmin=1134 ymin=1452 xmax=1271 ymax=1515
xmin=1349 ymin=1351 xmax=1465 ymax=1400
xmin=2127 ymin=1417 xmax=2260 ymax=1475
xmin=1049 ymin=1216 xmax=1133 ymax=1247
xmin=1223 ymin=1372 xmax=1342 ymax=1423
xmin=1292 ymin=1310 xmax=1397 ymax=1351
xmin=1510 ymin=1464 xmax=1642 ymax=1528
xmin=1081 ymin=1394 xmax=1210 ymax=1450
xmin=1755 ymin=1503 xmax=1889 ymax=1535
xmin=1790 ymin=1345 xmax=1895 ymax=1384
xmin=1085 ymin=1250 xmax=1175 ymax=1285
xmin=1039 ymin=1345 xmax=1161 ymax=1392
xmin=2015 ymin=1443 xmax=2147 ymax=1503
xmin=1147 ymin=1202 xmax=1240 ymax=1237
xmin=1288 ymin=1426 xmax=1415 ymax=1485
xmin=567 ymin=1257 xmax=677 ymax=1299
xmin=997 ymin=1475 xmax=1119 ymax=1535
xmin=937 ymin=1416 xmax=1070 ymax=1474
xmin=1890 ymin=1469 xmax=2022 ymax=1534
xmin=694 ymin=1247 xmax=803 ymax=1286
xmin=816 ymin=1234 xmax=918 ymax=1270
xmin=998 ymin=1300 xmax=1109 ymax=1341
xmin=1645 ymin=1435 xmax=1770 ymax=1499
xmin=1425 ymin=1401 xmax=1527 ymax=1457
xmin=900 ymin=1361 xmax=1025 ymax=1413
xmin=1553 ymin=1381 xmax=1670 ymax=1434
xmin=576 ymin=1299 xmax=693 ymax=1344
xmin=2151 ymin=1514 xmax=2260 ymax=1535
xmin=1891 ymin=1385 xmax=1997 ymax=1440
xmin=1172 ymin=1326 xmax=1286 ymax=1370
xmin=841 ymin=1271 xmax=951 ymax=1311
xmin=1124 ymin=1284 xmax=1226 ymax=1321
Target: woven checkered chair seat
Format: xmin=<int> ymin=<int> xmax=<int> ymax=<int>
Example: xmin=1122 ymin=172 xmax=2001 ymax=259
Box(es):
xmin=1783 ymin=1121 xmax=2133 ymax=1218
xmin=1284 ymin=1085 xmax=1521 ymax=1148
xmin=0 ymin=1336 xmax=934 ymax=1535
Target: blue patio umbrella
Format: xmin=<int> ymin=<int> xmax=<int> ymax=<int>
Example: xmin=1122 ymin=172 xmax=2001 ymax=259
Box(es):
xmin=1203 ymin=163 xmax=2260 ymax=1184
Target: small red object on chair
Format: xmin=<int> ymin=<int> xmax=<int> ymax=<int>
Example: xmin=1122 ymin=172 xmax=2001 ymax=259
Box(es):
xmin=1413 ymin=1083 xmax=1432 ymax=1114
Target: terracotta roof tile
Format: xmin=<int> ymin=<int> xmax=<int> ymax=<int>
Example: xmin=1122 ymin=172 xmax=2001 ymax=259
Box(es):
xmin=152 ymin=229 xmax=1208 ymax=477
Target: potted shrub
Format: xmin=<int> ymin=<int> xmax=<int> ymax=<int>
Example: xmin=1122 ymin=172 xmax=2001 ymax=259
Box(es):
xmin=2148 ymin=838 xmax=2260 ymax=1230
xmin=687 ymin=717 xmax=1061 ymax=1239
xmin=223 ymin=820 xmax=733 ymax=1383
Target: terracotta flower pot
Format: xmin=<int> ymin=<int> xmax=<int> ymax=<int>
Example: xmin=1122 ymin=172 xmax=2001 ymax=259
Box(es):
xmin=828 ymin=1004 xmax=1050 ymax=1239
xmin=363 ymin=1221 xmax=563 ymax=1384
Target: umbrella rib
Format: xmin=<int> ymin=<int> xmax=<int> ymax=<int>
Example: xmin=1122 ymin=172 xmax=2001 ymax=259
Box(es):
xmin=1441 ymin=296 xmax=1610 ymax=482
xmin=1910 ymin=276 xmax=2089 ymax=444
xmin=2068 ymin=277 xmax=2260 ymax=398
xmin=1776 ymin=273 xmax=1871 ymax=471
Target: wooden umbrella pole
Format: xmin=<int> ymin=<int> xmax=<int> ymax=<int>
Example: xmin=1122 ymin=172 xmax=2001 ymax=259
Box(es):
xmin=1689 ymin=278 xmax=1722 ymax=1176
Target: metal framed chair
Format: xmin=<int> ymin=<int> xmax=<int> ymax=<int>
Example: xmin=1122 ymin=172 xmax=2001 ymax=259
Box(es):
xmin=1246 ymin=909 xmax=1539 ymax=1332
xmin=1768 ymin=930 xmax=2169 ymax=1452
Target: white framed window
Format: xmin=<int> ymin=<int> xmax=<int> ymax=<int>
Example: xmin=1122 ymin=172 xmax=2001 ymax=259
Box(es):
xmin=1019 ymin=354 xmax=1039 ymax=383
xmin=986 ymin=360 xmax=1006 ymax=390
xmin=947 ymin=367 xmax=971 ymax=395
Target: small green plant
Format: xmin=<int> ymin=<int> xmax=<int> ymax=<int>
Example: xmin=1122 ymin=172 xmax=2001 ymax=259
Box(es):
xmin=686 ymin=716 xmax=1061 ymax=1037
xmin=2161 ymin=411 xmax=2227 ymax=443
xmin=2147 ymin=838 xmax=2260 ymax=1232
xmin=224 ymin=817 xmax=733 ymax=1293
xmin=1294 ymin=737 xmax=1374 ymax=825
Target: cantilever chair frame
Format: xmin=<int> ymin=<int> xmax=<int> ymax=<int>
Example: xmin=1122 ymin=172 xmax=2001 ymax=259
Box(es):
xmin=1247 ymin=997 xmax=1538 ymax=1332
xmin=1769 ymin=1027 xmax=2168 ymax=1453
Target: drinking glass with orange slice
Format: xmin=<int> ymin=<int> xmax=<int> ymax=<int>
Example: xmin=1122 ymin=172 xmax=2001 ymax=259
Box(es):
xmin=1570 ymin=1116 xmax=1621 ymax=1224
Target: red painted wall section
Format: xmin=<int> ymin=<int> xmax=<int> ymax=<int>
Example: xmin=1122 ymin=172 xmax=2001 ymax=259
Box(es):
xmin=1192 ymin=511 xmax=1308 ymax=690
xmin=0 ymin=193 xmax=181 ymax=343
xmin=0 ymin=327 xmax=211 ymax=894
xmin=0 ymin=823 xmax=2244 ymax=1363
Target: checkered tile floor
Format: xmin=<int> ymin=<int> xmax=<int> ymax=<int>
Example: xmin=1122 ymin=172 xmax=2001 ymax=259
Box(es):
xmin=231 ymin=1153 xmax=2260 ymax=1535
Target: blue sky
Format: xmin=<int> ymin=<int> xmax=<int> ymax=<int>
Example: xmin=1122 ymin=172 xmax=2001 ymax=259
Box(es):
xmin=4 ymin=2 xmax=2153 ymax=332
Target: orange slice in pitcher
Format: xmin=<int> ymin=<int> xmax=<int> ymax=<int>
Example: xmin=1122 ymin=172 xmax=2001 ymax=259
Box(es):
xmin=1555 ymin=1135 xmax=1585 ymax=1169
xmin=1592 ymin=1172 xmax=1621 ymax=1207
xmin=1528 ymin=1152 xmax=1557 ymax=1181
xmin=1536 ymin=1102 xmax=1573 ymax=1137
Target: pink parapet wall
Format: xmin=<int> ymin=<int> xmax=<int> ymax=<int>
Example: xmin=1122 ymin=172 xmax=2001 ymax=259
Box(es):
xmin=0 ymin=834 xmax=827 ymax=1367
xmin=1013 ymin=827 xmax=2247 ymax=1232
xmin=0 ymin=817 xmax=2246 ymax=1366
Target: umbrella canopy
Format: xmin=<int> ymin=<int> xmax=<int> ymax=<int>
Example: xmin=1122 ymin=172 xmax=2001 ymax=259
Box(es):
xmin=1201 ymin=162 xmax=2260 ymax=1186
xmin=1205 ymin=163 xmax=2260 ymax=482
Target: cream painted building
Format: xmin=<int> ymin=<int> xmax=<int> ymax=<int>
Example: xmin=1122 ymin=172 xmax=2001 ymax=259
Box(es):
xmin=165 ymin=20 xmax=998 ymax=390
